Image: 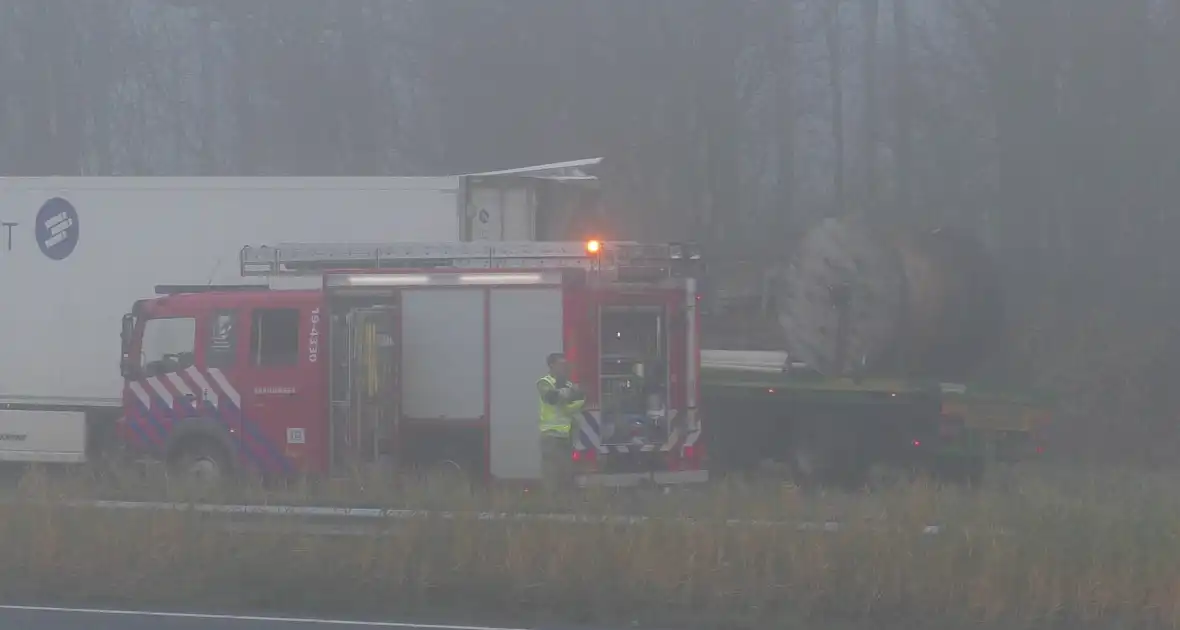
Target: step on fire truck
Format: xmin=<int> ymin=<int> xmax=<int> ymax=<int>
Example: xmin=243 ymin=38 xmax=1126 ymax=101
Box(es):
xmin=117 ymin=240 xmax=707 ymax=488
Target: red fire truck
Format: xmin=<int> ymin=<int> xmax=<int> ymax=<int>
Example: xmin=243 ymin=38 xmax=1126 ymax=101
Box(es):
xmin=116 ymin=240 xmax=707 ymax=488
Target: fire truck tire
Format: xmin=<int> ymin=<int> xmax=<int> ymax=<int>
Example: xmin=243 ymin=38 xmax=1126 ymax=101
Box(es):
xmin=426 ymin=459 xmax=470 ymax=487
xmin=168 ymin=438 xmax=232 ymax=486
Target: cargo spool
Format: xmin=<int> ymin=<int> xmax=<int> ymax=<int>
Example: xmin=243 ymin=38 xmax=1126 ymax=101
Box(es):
xmin=774 ymin=216 xmax=1004 ymax=381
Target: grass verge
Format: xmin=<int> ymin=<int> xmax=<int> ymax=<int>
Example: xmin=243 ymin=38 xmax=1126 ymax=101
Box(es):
xmin=2 ymin=465 xmax=1180 ymax=629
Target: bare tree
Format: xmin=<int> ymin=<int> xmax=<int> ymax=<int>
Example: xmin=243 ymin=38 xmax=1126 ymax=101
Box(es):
xmin=774 ymin=0 xmax=799 ymax=239
xmin=820 ymin=0 xmax=847 ymax=214
xmin=892 ymin=0 xmax=913 ymax=216
xmin=860 ymin=0 xmax=880 ymax=211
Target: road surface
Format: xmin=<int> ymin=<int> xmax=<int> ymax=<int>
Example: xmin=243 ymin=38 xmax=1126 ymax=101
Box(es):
xmin=0 ymin=606 xmax=594 ymax=630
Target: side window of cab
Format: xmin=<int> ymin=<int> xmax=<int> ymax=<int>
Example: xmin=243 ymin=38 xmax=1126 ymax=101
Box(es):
xmin=140 ymin=317 xmax=197 ymax=377
xmin=250 ymin=308 xmax=301 ymax=367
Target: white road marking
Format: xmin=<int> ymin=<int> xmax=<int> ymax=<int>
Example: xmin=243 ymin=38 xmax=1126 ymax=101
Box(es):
xmin=0 ymin=605 xmax=531 ymax=629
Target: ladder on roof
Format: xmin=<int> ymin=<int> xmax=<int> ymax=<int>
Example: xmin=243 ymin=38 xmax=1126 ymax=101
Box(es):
xmin=238 ymin=240 xmax=701 ymax=277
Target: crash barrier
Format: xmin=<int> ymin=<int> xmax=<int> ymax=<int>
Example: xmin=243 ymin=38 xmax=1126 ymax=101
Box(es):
xmin=8 ymin=498 xmax=960 ymax=535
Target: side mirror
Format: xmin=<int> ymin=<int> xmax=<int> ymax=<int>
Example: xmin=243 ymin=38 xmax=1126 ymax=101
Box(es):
xmin=120 ymin=313 xmax=136 ymax=379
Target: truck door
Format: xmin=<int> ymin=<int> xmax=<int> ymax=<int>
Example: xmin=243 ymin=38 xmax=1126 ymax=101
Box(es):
xmin=125 ymin=315 xmax=200 ymax=455
xmin=328 ymin=303 xmax=400 ymax=476
xmin=239 ymin=304 xmax=309 ymax=474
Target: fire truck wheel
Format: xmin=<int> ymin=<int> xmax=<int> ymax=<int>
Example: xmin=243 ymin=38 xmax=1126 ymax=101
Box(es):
xmin=169 ymin=439 xmax=231 ymax=486
xmin=425 ymin=459 xmax=469 ymax=489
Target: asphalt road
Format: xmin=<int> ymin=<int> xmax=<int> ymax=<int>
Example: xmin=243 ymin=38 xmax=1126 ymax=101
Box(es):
xmin=0 ymin=606 xmax=571 ymax=630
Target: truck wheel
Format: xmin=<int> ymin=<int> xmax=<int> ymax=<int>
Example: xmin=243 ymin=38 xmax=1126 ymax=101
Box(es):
xmin=415 ymin=458 xmax=471 ymax=491
xmin=788 ymin=423 xmax=837 ymax=489
xmin=789 ymin=440 xmax=824 ymax=488
xmin=170 ymin=439 xmax=232 ymax=487
xmin=789 ymin=420 xmax=863 ymax=490
xmin=944 ymin=456 xmax=985 ymax=489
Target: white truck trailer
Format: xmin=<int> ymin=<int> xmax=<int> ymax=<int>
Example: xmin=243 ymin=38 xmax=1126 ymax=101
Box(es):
xmin=0 ymin=159 xmax=603 ymax=464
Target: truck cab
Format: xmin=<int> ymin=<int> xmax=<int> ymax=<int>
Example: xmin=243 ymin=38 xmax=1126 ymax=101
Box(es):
xmin=119 ymin=285 xmax=325 ymax=479
xmin=119 ymin=240 xmax=707 ymax=488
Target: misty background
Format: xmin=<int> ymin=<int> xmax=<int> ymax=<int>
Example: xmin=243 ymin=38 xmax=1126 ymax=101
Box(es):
xmin=2 ymin=0 xmax=1179 ymax=465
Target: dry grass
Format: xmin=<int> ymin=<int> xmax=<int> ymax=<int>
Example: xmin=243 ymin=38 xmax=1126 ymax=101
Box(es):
xmin=2 ymin=463 xmax=1180 ymax=629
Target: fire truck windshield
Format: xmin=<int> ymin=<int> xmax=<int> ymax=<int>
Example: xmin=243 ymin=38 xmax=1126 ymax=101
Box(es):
xmin=138 ymin=316 xmax=197 ymax=377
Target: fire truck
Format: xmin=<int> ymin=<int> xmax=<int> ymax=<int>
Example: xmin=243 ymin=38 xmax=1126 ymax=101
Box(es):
xmin=116 ymin=240 xmax=707 ymax=488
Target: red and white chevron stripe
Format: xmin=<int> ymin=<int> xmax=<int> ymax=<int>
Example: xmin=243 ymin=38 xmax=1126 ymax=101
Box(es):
xmin=128 ymin=366 xmax=242 ymax=411
xmin=576 ymin=409 xmax=701 ymax=455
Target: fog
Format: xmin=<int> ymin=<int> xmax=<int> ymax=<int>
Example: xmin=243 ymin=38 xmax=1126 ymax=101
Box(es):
xmin=3 ymin=0 xmax=1179 ymax=464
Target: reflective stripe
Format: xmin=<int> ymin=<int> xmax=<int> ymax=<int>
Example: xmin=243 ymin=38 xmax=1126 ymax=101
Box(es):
xmin=538 ymin=374 xmax=574 ymax=437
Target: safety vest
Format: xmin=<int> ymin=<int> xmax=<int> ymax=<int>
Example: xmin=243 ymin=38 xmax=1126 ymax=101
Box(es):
xmin=538 ymin=374 xmax=583 ymax=437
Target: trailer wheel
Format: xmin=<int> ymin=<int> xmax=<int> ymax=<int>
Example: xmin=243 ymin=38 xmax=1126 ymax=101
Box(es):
xmin=936 ymin=455 xmax=985 ymax=489
xmin=788 ymin=422 xmax=837 ymax=489
xmin=169 ymin=439 xmax=232 ymax=488
xmin=788 ymin=419 xmax=864 ymax=490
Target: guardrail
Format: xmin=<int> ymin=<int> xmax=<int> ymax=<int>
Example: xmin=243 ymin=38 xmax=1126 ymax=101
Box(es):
xmin=15 ymin=498 xmax=960 ymax=536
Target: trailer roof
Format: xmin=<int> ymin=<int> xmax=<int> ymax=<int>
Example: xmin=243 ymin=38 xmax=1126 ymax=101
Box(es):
xmin=0 ymin=176 xmax=465 ymax=191
xmin=0 ymin=158 xmax=604 ymax=190
xmin=464 ymin=157 xmax=602 ymax=183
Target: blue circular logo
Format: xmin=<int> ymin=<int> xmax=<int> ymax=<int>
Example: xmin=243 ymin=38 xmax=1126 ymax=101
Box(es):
xmin=35 ymin=197 xmax=79 ymax=261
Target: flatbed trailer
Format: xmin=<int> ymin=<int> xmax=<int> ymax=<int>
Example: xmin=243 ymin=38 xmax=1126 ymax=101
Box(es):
xmin=939 ymin=382 xmax=1053 ymax=464
xmin=697 ymin=351 xmax=1051 ymax=486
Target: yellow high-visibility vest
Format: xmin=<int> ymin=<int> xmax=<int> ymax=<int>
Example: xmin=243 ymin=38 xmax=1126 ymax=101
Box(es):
xmin=537 ymin=374 xmax=583 ymax=437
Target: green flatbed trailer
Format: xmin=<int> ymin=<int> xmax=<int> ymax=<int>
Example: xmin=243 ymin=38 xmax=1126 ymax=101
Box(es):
xmin=939 ymin=383 xmax=1053 ymax=465
xmin=698 ymin=365 xmax=1052 ymax=486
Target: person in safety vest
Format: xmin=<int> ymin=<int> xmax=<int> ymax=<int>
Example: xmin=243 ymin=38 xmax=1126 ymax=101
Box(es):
xmin=537 ymin=352 xmax=585 ymax=481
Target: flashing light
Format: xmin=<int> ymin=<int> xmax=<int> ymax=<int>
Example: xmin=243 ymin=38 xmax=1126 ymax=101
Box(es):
xmin=585 ymin=239 xmax=601 ymax=254
xmin=912 ymin=440 xmax=922 ymax=447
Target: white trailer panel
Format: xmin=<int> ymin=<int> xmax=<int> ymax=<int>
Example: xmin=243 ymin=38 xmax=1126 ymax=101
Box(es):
xmin=0 ymin=410 xmax=86 ymax=463
xmin=0 ymin=177 xmax=464 ymax=410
